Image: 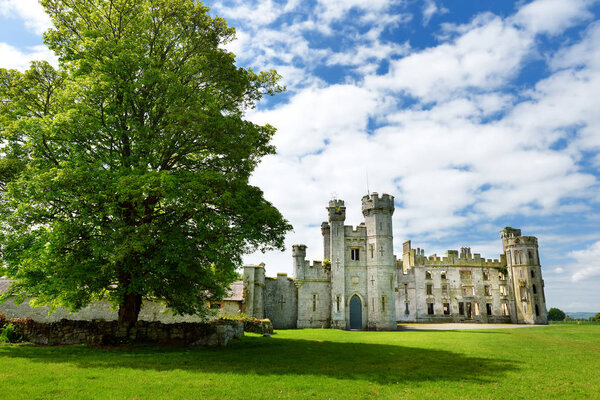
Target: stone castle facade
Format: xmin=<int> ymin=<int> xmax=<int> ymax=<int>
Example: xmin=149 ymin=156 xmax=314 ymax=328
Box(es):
xmin=243 ymin=193 xmax=548 ymax=330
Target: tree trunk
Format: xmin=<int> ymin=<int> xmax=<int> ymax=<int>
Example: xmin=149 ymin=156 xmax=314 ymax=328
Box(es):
xmin=118 ymin=293 xmax=143 ymax=325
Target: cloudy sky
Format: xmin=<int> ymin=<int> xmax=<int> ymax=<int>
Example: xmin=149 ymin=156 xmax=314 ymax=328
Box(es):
xmin=1 ymin=0 xmax=599 ymax=312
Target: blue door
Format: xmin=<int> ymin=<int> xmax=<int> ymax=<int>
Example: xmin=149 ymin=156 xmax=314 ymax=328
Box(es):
xmin=349 ymin=295 xmax=362 ymax=330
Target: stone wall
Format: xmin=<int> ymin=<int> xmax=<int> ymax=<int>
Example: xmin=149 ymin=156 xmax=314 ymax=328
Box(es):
xmin=0 ymin=315 xmax=244 ymax=346
xmin=0 ymin=297 xmax=213 ymax=324
xmin=264 ymin=274 xmax=297 ymax=329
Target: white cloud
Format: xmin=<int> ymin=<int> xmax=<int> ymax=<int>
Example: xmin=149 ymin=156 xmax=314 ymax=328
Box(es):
xmin=569 ymin=241 xmax=600 ymax=281
xmin=0 ymin=0 xmax=51 ymax=35
xmin=0 ymin=42 xmax=57 ymax=70
xmin=422 ymin=0 xmax=448 ymax=26
xmin=514 ymin=0 xmax=594 ymax=35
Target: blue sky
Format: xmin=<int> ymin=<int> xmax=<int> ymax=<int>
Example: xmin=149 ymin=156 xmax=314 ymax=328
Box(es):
xmin=1 ymin=0 xmax=599 ymax=312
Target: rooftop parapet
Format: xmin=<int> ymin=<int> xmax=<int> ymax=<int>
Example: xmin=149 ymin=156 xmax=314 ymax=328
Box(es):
xmin=504 ymin=235 xmax=538 ymax=247
xmin=500 ymin=227 xmax=522 ymax=239
xmin=327 ymin=199 xmax=346 ymax=221
xmin=292 ymin=244 xmax=307 ymax=257
xmin=344 ymin=224 xmax=367 ymax=236
xmin=361 ymin=192 xmax=395 ymax=216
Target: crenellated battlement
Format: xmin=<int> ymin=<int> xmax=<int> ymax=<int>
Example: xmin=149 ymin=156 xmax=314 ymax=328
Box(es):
xmin=344 ymin=224 xmax=367 ymax=237
xmin=327 ymin=199 xmax=346 ymax=221
xmin=503 ymin=236 xmax=538 ymax=247
xmin=403 ymin=243 xmax=506 ymax=269
xmin=361 ymin=192 xmax=395 ymax=216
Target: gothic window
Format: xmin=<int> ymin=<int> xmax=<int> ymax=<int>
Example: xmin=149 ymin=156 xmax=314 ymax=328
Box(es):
xmin=483 ymin=271 xmax=489 ymax=281
xmin=484 ymin=285 xmax=491 ymax=296
xmin=531 ymin=269 xmax=535 ymax=278
xmin=443 ymin=303 xmax=450 ymax=315
xmin=441 ymin=271 xmax=447 ymax=280
xmin=351 ymin=248 xmax=360 ymax=261
xmin=532 ymin=284 xmax=537 ymax=294
xmin=427 ymin=303 xmax=434 ymax=315
xmin=486 ymin=303 xmax=492 ymax=315
xmin=500 ymin=285 xmax=507 ymax=296
xmin=425 ymin=271 xmax=432 ymax=280
xmin=502 ymin=303 xmax=509 ymax=316
xmin=426 ymin=284 xmax=433 ymax=295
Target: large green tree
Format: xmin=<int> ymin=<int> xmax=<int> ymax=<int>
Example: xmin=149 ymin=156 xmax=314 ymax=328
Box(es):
xmin=547 ymin=308 xmax=566 ymax=322
xmin=0 ymin=0 xmax=291 ymax=324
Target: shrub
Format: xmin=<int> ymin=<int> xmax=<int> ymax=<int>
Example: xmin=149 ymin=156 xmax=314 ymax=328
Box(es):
xmin=0 ymin=323 xmax=22 ymax=343
xmin=547 ymin=307 xmax=566 ymax=321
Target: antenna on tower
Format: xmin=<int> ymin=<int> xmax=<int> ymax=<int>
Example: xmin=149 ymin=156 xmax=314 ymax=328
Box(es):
xmin=366 ymin=168 xmax=370 ymax=196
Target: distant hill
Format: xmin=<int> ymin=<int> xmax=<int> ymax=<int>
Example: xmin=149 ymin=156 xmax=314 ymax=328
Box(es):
xmin=566 ymin=312 xmax=597 ymax=320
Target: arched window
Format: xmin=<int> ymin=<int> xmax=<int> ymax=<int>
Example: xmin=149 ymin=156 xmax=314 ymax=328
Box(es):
xmin=532 ymin=284 xmax=537 ymax=294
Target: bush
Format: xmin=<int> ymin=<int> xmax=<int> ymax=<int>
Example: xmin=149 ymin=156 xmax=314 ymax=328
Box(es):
xmin=0 ymin=323 xmax=22 ymax=343
xmin=547 ymin=307 xmax=566 ymax=321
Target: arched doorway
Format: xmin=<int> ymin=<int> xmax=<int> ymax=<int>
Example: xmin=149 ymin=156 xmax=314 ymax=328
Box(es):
xmin=349 ymin=295 xmax=362 ymax=330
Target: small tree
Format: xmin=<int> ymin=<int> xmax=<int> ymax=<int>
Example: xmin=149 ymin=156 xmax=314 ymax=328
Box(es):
xmin=590 ymin=313 xmax=600 ymax=321
xmin=0 ymin=0 xmax=291 ymax=325
xmin=547 ymin=307 xmax=566 ymax=321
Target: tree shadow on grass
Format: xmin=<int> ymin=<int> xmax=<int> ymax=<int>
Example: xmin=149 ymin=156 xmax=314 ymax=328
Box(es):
xmin=0 ymin=335 xmax=519 ymax=385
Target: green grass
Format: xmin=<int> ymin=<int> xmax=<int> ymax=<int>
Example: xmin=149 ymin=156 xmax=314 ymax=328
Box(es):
xmin=1 ymin=325 xmax=599 ymax=399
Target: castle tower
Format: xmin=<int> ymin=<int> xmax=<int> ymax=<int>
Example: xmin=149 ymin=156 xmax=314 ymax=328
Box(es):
xmin=362 ymin=193 xmax=397 ymax=330
xmin=243 ymin=264 xmax=265 ymax=318
xmin=292 ymin=244 xmax=307 ymax=280
xmin=501 ymin=228 xmax=548 ymax=325
xmin=327 ymin=199 xmax=346 ymax=329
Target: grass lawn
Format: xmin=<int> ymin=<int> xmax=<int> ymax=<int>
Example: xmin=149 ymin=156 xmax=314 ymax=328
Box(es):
xmin=1 ymin=325 xmax=599 ymax=399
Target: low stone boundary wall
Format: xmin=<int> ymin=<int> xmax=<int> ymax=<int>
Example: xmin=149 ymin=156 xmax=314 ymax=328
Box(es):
xmin=243 ymin=318 xmax=274 ymax=334
xmin=0 ymin=314 xmax=243 ymax=347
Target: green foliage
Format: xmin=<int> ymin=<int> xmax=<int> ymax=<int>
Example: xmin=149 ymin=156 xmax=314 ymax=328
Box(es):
xmin=0 ymin=323 xmax=21 ymax=343
xmin=591 ymin=312 xmax=600 ymax=321
xmin=547 ymin=307 xmax=566 ymax=321
xmin=0 ymin=0 xmax=291 ymax=323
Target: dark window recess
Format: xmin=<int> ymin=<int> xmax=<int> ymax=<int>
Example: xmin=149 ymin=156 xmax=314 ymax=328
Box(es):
xmin=443 ymin=303 xmax=450 ymax=315
xmin=426 ymin=284 xmax=433 ymax=295
xmin=486 ymin=303 xmax=492 ymax=315
xmin=405 ymin=303 xmax=410 ymax=315
xmin=351 ymin=248 xmax=360 ymax=261
xmin=425 ymin=271 xmax=432 ymax=280
xmin=427 ymin=303 xmax=434 ymax=315
xmin=459 ymin=302 xmax=465 ymax=315
xmin=531 ymin=269 xmax=535 ymax=278
xmin=535 ymin=304 xmax=540 ymax=317
xmin=532 ymin=284 xmax=537 ymax=294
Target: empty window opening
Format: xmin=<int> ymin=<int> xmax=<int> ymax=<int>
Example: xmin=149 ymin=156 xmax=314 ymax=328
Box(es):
xmin=499 ymin=272 xmax=506 ymax=281
xmin=351 ymin=248 xmax=360 ymax=261
xmin=404 ymin=283 xmax=408 ymax=297
xmin=474 ymin=302 xmax=480 ymax=316
xmin=483 ymin=271 xmax=490 ymax=281
xmin=532 ymin=284 xmax=537 ymax=294
xmin=441 ymin=271 xmax=447 ymax=280
xmin=312 ymin=294 xmax=317 ymax=312
xmin=500 ymin=285 xmax=507 ymax=296
xmin=442 ymin=284 xmax=448 ymax=296
xmin=425 ymin=271 xmax=432 ymax=280
xmin=484 ymin=285 xmax=491 ymax=296
xmin=461 ymin=286 xmax=474 ymax=296
xmin=443 ymin=303 xmax=450 ymax=315
xmin=459 ymin=302 xmax=465 ymax=315
xmin=486 ymin=303 xmax=492 ymax=315
xmin=535 ymin=304 xmax=540 ymax=317
xmin=531 ymin=269 xmax=535 ymax=278
xmin=502 ymin=303 xmax=509 ymax=316
xmin=466 ymin=302 xmax=473 ymax=319
xmin=427 ymin=303 xmax=434 ymax=315
xmin=426 ymin=284 xmax=433 ymax=295
xmin=460 ymin=270 xmax=472 ymax=280
xmin=405 ymin=302 xmax=409 ymax=315
xmin=528 ymin=250 xmax=535 ymax=265
xmin=336 ymin=295 xmax=341 ymax=313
